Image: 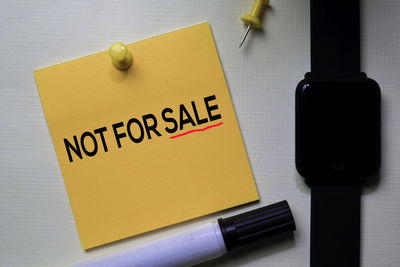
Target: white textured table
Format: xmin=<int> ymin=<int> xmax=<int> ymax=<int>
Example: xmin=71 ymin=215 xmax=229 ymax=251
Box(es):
xmin=1 ymin=0 xmax=399 ymax=266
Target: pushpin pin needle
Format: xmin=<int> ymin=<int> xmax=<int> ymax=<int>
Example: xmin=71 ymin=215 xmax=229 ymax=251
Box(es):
xmin=239 ymin=25 xmax=252 ymax=48
xmin=239 ymin=0 xmax=270 ymax=48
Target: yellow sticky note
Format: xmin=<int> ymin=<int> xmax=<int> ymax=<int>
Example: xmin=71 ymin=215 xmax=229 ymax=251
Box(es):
xmin=35 ymin=22 xmax=259 ymax=249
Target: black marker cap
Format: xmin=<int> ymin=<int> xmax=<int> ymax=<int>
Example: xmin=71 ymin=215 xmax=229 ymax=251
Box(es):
xmin=218 ymin=200 xmax=296 ymax=251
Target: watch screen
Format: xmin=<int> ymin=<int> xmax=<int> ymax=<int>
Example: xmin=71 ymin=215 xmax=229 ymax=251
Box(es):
xmin=296 ymin=79 xmax=380 ymax=180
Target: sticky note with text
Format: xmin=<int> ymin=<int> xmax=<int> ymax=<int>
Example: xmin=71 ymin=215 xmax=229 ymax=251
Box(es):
xmin=35 ymin=22 xmax=259 ymax=249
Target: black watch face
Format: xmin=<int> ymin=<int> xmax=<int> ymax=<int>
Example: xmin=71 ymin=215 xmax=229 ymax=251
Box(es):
xmin=296 ymin=78 xmax=381 ymax=181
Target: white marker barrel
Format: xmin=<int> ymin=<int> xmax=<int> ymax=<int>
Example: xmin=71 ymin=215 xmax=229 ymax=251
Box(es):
xmin=73 ymin=222 xmax=226 ymax=267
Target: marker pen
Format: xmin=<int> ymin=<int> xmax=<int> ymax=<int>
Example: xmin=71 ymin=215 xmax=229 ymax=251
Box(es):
xmin=73 ymin=200 xmax=295 ymax=267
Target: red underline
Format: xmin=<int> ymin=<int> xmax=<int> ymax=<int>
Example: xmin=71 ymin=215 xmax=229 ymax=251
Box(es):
xmin=170 ymin=122 xmax=224 ymax=139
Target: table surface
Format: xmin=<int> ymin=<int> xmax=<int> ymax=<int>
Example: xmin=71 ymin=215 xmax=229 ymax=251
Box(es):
xmin=1 ymin=0 xmax=399 ymax=266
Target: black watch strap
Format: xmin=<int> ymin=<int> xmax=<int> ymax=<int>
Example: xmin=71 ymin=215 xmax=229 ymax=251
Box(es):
xmin=311 ymin=0 xmax=361 ymax=77
xmin=311 ymin=184 xmax=361 ymax=267
xmin=310 ymin=0 xmax=363 ymax=265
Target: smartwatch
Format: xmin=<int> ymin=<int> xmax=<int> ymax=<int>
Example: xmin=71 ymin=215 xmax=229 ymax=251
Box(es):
xmin=295 ymin=1 xmax=381 ymax=267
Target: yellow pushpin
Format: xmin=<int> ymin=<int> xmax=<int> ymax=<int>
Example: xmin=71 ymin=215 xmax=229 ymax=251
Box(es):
xmin=239 ymin=0 xmax=270 ymax=48
xmin=109 ymin=42 xmax=133 ymax=70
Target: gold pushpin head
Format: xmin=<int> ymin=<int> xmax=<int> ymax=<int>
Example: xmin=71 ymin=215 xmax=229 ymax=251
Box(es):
xmin=109 ymin=42 xmax=133 ymax=70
